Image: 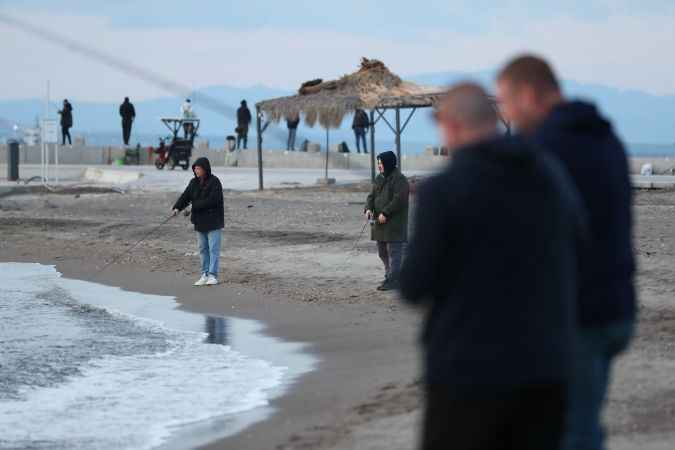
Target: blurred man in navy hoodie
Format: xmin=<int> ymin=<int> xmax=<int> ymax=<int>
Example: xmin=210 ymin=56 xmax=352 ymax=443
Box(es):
xmin=400 ymin=82 xmax=587 ymax=450
xmin=497 ymin=55 xmax=636 ymax=450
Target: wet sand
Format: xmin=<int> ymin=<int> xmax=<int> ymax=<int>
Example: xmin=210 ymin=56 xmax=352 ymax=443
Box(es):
xmin=1 ymin=184 xmax=674 ymax=449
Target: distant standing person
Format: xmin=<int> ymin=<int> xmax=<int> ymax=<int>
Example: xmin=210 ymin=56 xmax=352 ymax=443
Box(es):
xmin=119 ymin=97 xmax=136 ymax=147
xmin=497 ymin=55 xmax=636 ymax=450
xmin=58 ymin=99 xmax=73 ymax=146
xmin=365 ymin=151 xmax=409 ymax=291
xmin=286 ymin=114 xmax=300 ymax=151
xmin=181 ymin=98 xmax=195 ymax=139
xmin=400 ymin=83 xmax=587 ymax=450
xmin=352 ymin=108 xmax=369 ymax=153
xmin=172 ymin=157 xmax=224 ymax=287
xmin=236 ymin=100 xmax=252 ymax=149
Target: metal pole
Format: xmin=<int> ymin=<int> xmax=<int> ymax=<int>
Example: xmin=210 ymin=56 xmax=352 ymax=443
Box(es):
xmin=44 ymin=81 xmax=49 ymax=184
xmin=55 ymin=144 xmax=59 ymax=184
xmin=325 ymin=127 xmax=329 ymax=179
xmin=395 ymin=107 xmax=401 ymax=169
xmin=256 ymin=106 xmax=263 ymax=191
xmin=369 ymin=110 xmax=376 ymax=182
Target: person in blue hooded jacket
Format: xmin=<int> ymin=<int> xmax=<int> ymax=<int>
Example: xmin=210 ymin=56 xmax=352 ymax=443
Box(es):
xmin=497 ymin=55 xmax=636 ymax=450
xmin=172 ymin=157 xmax=224 ymax=287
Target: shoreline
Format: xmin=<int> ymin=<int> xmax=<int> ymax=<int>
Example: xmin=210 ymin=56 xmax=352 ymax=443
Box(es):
xmin=0 ymin=251 xmax=421 ymax=450
xmin=1 ymin=261 xmax=316 ymax=450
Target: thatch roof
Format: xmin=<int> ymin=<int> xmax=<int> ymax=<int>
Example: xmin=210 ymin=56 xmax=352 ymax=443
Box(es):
xmin=256 ymin=58 xmax=445 ymax=128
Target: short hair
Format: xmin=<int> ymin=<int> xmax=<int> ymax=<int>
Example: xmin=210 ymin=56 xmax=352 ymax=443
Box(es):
xmin=440 ymin=82 xmax=497 ymax=128
xmin=497 ymin=54 xmax=560 ymax=92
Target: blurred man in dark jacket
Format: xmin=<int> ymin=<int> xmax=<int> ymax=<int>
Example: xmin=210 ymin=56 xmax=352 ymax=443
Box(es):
xmin=400 ymin=82 xmax=587 ymax=450
xmin=236 ymin=100 xmax=252 ymax=149
xmin=365 ymin=150 xmax=409 ymax=291
xmin=119 ymin=97 xmax=136 ymax=147
xmin=172 ymin=157 xmax=224 ymax=287
xmin=497 ymin=55 xmax=636 ymax=450
xmin=352 ymin=109 xmax=370 ymax=153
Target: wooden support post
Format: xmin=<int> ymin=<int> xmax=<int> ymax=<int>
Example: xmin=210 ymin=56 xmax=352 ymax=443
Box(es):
xmin=395 ymin=107 xmax=401 ymax=169
xmin=325 ymin=128 xmax=329 ymax=179
xmin=369 ymin=110 xmax=376 ymax=182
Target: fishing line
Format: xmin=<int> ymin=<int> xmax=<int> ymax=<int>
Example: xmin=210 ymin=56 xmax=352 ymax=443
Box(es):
xmin=350 ymin=219 xmax=370 ymax=253
xmin=94 ymin=214 xmax=175 ymax=277
xmin=0 ymin=12 xmax=292 ymax=142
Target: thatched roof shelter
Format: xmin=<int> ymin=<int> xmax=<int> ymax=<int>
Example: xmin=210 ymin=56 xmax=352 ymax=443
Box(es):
xmin=256 ymin=58 xmax=445 ymax=128
xmin=253 ymin=58 xmax=506 ymax=190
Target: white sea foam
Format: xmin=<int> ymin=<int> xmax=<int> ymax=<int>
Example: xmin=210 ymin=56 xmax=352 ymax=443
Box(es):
xmin=0 ymin=263 xmax=310 ymax=450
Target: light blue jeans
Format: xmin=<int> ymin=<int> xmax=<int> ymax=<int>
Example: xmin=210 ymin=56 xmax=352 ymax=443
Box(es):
xmin=198 ymin=229 xmax=222 ymax=277
xmin=563 ymin=320 xmax=634 ymax=450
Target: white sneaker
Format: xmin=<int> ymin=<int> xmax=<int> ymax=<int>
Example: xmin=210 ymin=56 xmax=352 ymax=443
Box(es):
xmin=206 ymin=275 xmax=219 ymax=286
xmin=193 ymin=274 xmax=208 ymax=286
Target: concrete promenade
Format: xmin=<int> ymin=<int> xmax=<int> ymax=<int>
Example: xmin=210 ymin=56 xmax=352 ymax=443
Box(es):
xmin=1 ymin=164 xmax=674 ymax=195
xmin=2 ymin=143 xmax=675 ymax=175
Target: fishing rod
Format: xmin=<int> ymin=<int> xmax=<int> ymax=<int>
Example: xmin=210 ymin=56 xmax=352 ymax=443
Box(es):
xmin=94 ymin=214 xmax=176 ymax=277
xmin=350 ymin=220 xmax=370 ymax=252
xmin=0 ymin=12 xmax=292 ymax=143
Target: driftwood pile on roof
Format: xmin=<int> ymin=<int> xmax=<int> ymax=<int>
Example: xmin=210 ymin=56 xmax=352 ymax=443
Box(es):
xmin=256 ymin=58 xmax=445 ymax=128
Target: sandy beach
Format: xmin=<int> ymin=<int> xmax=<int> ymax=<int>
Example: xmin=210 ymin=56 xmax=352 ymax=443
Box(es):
xmin=1 ymin=180 xmax=675 ymax=449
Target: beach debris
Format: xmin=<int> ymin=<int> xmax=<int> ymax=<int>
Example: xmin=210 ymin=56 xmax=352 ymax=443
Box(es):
xmin=298 ymin=78 xmax=324 ymax=95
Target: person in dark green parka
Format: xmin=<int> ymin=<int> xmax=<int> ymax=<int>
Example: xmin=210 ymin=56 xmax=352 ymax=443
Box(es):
xmin=365 ymin=151 xmax=409 ymax=291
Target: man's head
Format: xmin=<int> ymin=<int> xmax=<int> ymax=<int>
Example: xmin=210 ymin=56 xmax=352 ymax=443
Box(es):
xmin=124 ymin=97 xmax=129 ymax=102
xmin=377 ymin=151 xmax=397 ymax=176
xmin=241 ymin=100 xmax=247 ymax=106
xmin=435 ymin=82 xmax=498 ymax=152
xmin=185 ymin=98 xmax=191 ymax=103
xmin=496 ymin=54 xmax=563 ymax=135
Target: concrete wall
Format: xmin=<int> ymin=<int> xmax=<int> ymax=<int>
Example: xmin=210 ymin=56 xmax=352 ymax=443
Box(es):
xmin=197 ymin=149 xmax=450 ymax=172
xmin=2 ymin=143 xmax=674 ymax=175
xmin=0 ymin=144 xmax=154 ymax=166
xmin=630 ymin=157 xmax=675 ymax=175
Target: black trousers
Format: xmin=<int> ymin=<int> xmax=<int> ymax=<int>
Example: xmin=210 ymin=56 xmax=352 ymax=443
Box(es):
xmin=422 ymin=383 xmax=566 ymax=450
xmin=61 ymin=127 xmax=71 ymax=145
xmin=122 ymin=120 xmax=133 ymax=145
xmin=237 ymin=131 xmax=248 ymax=149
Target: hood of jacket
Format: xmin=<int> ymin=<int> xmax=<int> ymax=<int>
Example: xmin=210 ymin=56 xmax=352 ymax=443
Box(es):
xmin=192 ymin=157 xmax=212 ymax=178
xmin=377 ymin=151 xmax=397 ymax=176
xmin=537 ymin=101 xmax=611 ymax=139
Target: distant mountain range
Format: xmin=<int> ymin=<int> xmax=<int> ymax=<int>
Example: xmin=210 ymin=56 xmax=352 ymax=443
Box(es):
xmin=411 ymin=70 xmax=675 ymax=146
xmin=1 ymin=71 xmax=674 ymax=150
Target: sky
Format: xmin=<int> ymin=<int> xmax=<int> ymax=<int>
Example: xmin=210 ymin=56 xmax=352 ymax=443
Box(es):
xmin=1 ymin=0 xmax=675 ymax=102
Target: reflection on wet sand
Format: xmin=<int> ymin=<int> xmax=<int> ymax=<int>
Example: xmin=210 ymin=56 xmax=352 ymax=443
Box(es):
xmin=205 ymin=316 xmax=228 ymax=345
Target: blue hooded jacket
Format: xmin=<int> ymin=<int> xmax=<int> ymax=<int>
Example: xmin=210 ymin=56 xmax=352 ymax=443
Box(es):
xmin=533 ymin=101 xmax=636 ymax=328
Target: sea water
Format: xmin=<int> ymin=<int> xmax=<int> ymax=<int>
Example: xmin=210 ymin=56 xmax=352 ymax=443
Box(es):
xmin=0 ymin=262 xmax=314 ymax=450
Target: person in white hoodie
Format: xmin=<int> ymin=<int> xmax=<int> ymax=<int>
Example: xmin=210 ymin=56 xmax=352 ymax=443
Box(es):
xmin=181 ymin=98 xmax=196 ymax=139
